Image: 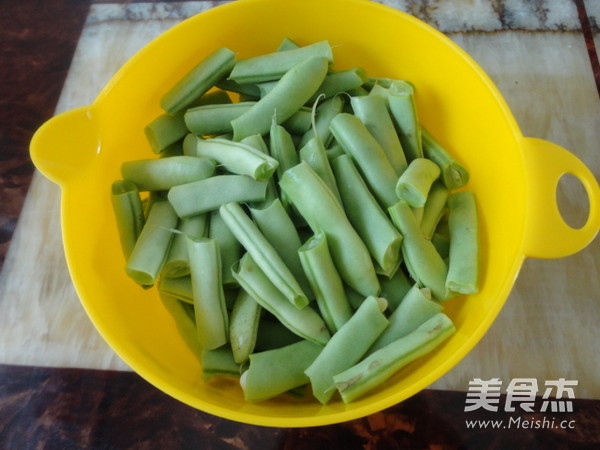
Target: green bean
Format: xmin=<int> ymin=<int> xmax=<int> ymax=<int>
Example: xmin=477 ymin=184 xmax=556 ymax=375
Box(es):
xmin=232 ymin=253 xmax=330 ymax=345
xmin=389 ymin=201 xmax=448 ymax=300
xmin=305 ymin=296 xmax=388 ymax=404
xmin=159 ymin=141 xmax=184 ymax=158
xmin=159 ymin=292 xmax=202 ymax=362
xmin=111 ymin=180 xmax=145 ymax=259
xmin=254 ymin=317 xmax=302 ymax=351
xmin=231 ymin=56 xmax=329 ymax=140
xmin=184 ymin=135 xmax=278 ymax=182
xmin=329 ymin=113 xmax=398 ymax=208
xmin=332 ymin=154 xmax=403 ymax=277
xmin=350 ymin=93 xmax=407 ymax=175
xmin=240 ymin=134 xmax=278 ymax=207
xmin=144 ymin=112 xmax=188 ymax=154
xmin=368 ymin=285 xmax=443 ymax=354
xmin=347 ymin=86 xmax=369 ymax=97
xmin=229 ymin=289 xmax=261 ymax=364
xmin=167 ymin=175 xmax=268 ymax=218
xmin=158 ymin=275 xmax=193 ymax=304
xmin=282 ymin=107 xmax=313 ymax=135
xmin=161 ymin=47 xmax=236 ymax=114
xmin=421 ymin=127 xmax=469 ymax=190
xmin=184 ymin=102 xmax=257 ymax=136
xmin=269 ymin=121 xmax=299 ymax=180
xmin=215 ymin=79 xmax=261 ymax=98
xmin=299 ymin=95 xmax=344 ymax=148
xmin=378 ymin=269 xmax=412 ymax=312
xmin=385 ymin=80 xmax=423 ymax=162
xmin=189 ymin=89 xmax=232 ymax=107
xmin=162 ymin=213 xmax=208 ymax=278
xmin=202 ymin=346 xmax=241 ymax=380
xmin=395 ymin=158 xmax=441 ymax=208
xmin=249 ymin=199 xmax=312 ymax=298
xmin=126 ymin=200 xmax=178 ymax=286
xmin=240 ymin=340 xmax=323 ymax=402
xmin=186 ymin=237 xmax=229 ymax=350
xmin=299 ymin=137 xmax=342 ymax=204
xmin=420 ymin=181 xmax=449 ymax=239
xmin=344 ymin=285 xmax=365 ymax=311
xmin=446 ymin=191 xmax=479 ymax=294
xmin=333 ymin=313 xmax=455 ymax=403
xmin=121 ymin=156 xmax=216 ymax=191
xmin=325 ymin=142 xmax=345 ymax=161
xmin=298 ymin=232 xmax=353 ymax=333
xmin=279 ymin=162 xmax=380 ymax=297
xmin=209 ymin=210 xmax=241 ymax=288
xmin=220 ymin=202 xmax=309 ymax=308
xmin=276 ymin=37 xmax=300 ymax=52
xmin=308 ymin=68 xmax=368 ymax=104
xmin=229 ymin=40 xmax=332 ymax=84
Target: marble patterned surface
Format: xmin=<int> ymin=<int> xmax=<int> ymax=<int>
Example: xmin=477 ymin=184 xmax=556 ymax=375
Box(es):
xmin=0 ymin=0 xmax=599 ymax=447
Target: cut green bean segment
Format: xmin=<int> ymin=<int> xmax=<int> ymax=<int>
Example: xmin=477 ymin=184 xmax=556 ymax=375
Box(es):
xmin=283 ymin=107 xmax=313 ymax=135
xmin=269 ymin=121 xmax=299 ymax=179
xmin=378 ymin=269 xmax=412 ymax=312
xmin=420 ymin=181 xmax=449 ymax=239
xmin=229 ymin=40 xmax=332 ymax=84
xmin=231 ymin=56 xmax=329 ymax=140
xmin=159 ymin=141 xmax=184 ymax=158
xmin=161 ymin=47 xmax=236 ymax=114
xmin=189 ymin=89 xmax=232 ymax=108
xmin=308 ymin=68 xmax=368 ymax=103
xmin=368 ymin=285 xmax=443 ymax=354
xmin=276 ymin=37 xmax=300 ymax=51
xmin=395 ymin=158 xmax=441 ymax=208
xmin=162 ymin=213 xmax=208 ymax=278
xmin=446 ymin=191 xmax=479 ymax=294
xmin=254 ymin=317 xmax=302 ymax=351
xmin=158 ymin=275 xmax=193 ymax=303
xmin=184 ymin=102 xmax=256 ymax=136
xmin=325 ymin=142 xmax=345 ymax=161
xmin=329 ymin=113 xmax=398 ymax=208
xmin=159 ymin=293 xmax=202 ymax=362
xmin=144 ymin=112 xmax=188 ymax=154
xmin=298 ymin=232 xmax=353 ymax=333
xmin=184 ymin=135 xmax=278 ymax=181
xmin=299 ymin=95 xmax=344 ymax=148
xmin=209 ymin=210 xmax=241 ymax=287
xmin=350 ymin=93 xmax=407 ymax=175
xmin=299 ymin=137 xmax=342 ymax=204
xmin=215 ymin=79 xmax=261 ymax=97
xmin=121 ymin=156 xmax=216 ymax=192
xmin=432 ymin=231 xmax=451 ymax=261
xmin=333 ymin=313 xmax=455 ymax=403
xmin=250 ymin=199 xmax=312 ymax=298
xmin=305 ymin=296 xmax=388 ymax=404
xmin=240 ymin=134 xmax=278 ymax=206
xmin=421 ymin=127 xmax=469 ymax=190
xmin=187 ymin=237 xmax=229 ymax=350
xmin=389 ymin=201 xmax=448 ymax=301
xmin=232 ymin=253 xmax=330 ymax=345
xmin=168 ymin=175 xmax=268 ymax=218
xmin=279 ymin=162 xmax=380 ymax=297
xmin=126 ymin=201 xmax=178 ymax=286
xmin=344 ymin=285 xmax=365 ymax=311
xmin=332 ymin=154 xmax=403 ymax=277
xmin=229 ymin=290 xmax=261 ymax=364
xmin=111 ymin=180 xmax=145 ymax=259
xmin=385 ymin=80 xmax=423 ymax=162
xmin=220 ymin=202 xmax=308 ymax=308
xmin=241 ymin=340 xmax=323 ymax=402
xmin=202 ymin=346 xmax=241 ymax=379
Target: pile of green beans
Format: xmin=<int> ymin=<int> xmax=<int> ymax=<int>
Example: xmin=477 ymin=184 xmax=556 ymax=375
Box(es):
xmin=111 ymin=38 xmax=479 ymax=404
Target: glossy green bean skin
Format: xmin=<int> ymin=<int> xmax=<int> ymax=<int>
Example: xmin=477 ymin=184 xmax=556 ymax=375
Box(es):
xmin=111 ymin=180 xmax=145 ymax=259
xmin=389 ymin=201 xmax=448 ymax=301
xmin=385 ymin=80 xmax=423 ymax=162
xmin=395 ymin=158 xmax=441 ymax=208
xmin=126 ymin=201 xmax=178 ymax=286
xmin=298 ymin=232 xmax=353 ymax=333
xmin=299 ymin=137 xmax=342 ymax=204
xmin=215 ymin=79 xmax=261 ymax=97
xmin=162 ymin=213 xmax=208 ymax=278
xmin=220 ymin=202 xmax=308 ymax=309
xmin=184 ymin=102 xmax=256 ymax=136
xmin=332 ymin=154 xmax=403 ymax=277
xmin=276 ymin=37 xmax=300 ymax=52
xmin=158 ymin=275 xmax=193 ymax=303
xmin=308 ymin=68 xmax=368 ymax=103
xmin=329 ymin=113 xmax=399 ymax=208
xmin=350 ymin=93 xmax=407 ymax=175
xmin=229 ymin=40 xmax=332 ymax=84
xmin=229 ymin=290 xmax=261 ymax=364
xmin=232 ymin=253 xmax=330 ymax=345
xmin=144 ymin=112 xmax=188 ymax=154
xmin=121 ymin=156 xmax=216 ymax=191
xmin=231 ymin=56 xmax=329 ymax=140
xmin=420 ymin=181 xmax=449 ymax=239
xmin=209 ymin=210 xmax=241 ymax=288
xmin=333 ymin=313 xmax=455 ymax=403
xmin=279 ymin=162 xmax=380 ymax=297
xmin=202 ymin=346 xmax=241 ymax=379
xmin=421 ymin=127 xmax=469 ymax=190
xmin=305 ymin=296 xmax=388 ymax=404
xmin=378 ymin=269 xmax=412 ymax=312
xmin=186 ymin=237 xmax=229 ymax=350
xmin=167 ymin=175 xmax=268 ymax=218
xmin=368 ymin=285 xmax=443 ymax=354
xmin=240 ymin=340 xmax=323 ymax=402
xmin=299 ymin=95 xmax=344 ymax=148
xmin=446 ymin=191 xmax=479 ymax=294
xmin=161 ymin=47 xmax=236 ymax=114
